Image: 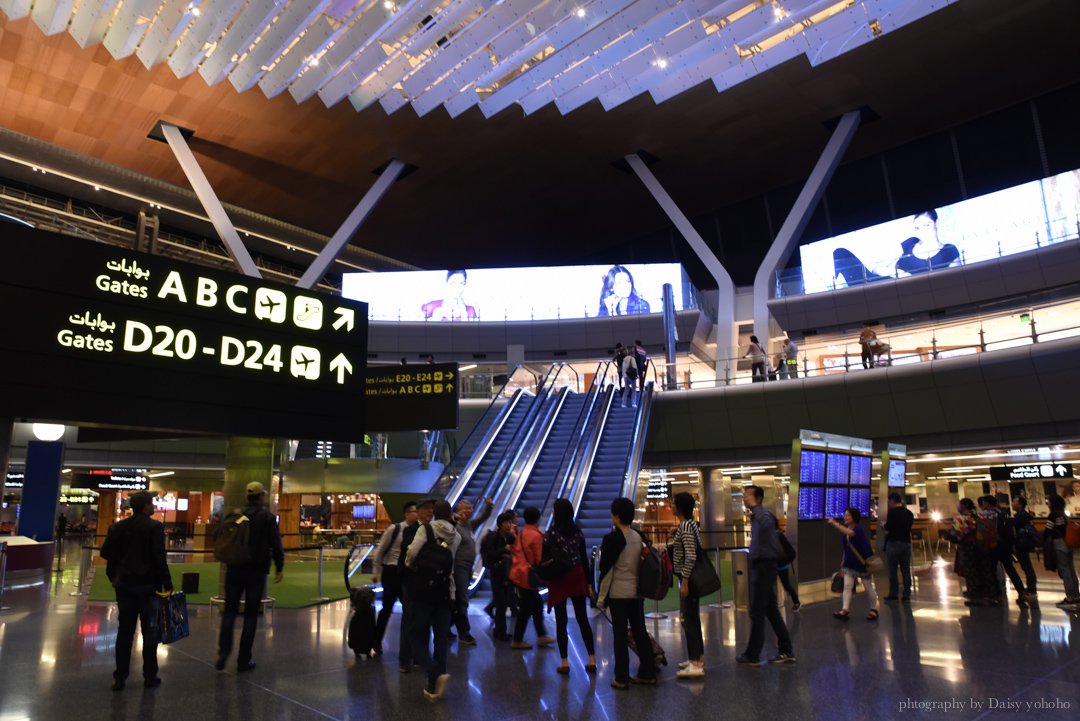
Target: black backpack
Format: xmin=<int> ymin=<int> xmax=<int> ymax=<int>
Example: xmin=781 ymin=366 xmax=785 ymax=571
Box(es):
xmin=410 ymin=524 xmax=454 ymax=602
xmin=213 ymin=511 xmax=252 ymax=565
xmin=538 ymin=530 xmax=577 ymax=580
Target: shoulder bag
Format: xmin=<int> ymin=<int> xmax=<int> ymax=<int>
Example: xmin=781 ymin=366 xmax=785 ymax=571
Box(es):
xmin=847 ymin=535 xmax=883 ymax=574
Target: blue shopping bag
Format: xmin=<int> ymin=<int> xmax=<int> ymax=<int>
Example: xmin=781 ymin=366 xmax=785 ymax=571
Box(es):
xmin=157 ymin=591 xmax=190 ymax=644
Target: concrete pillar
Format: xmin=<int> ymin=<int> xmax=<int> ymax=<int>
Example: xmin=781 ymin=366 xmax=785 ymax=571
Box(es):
xmin=222 ymin=437 xmax=275 ymax=513
xmin=700 ymin=467 xmax=746 ymax=549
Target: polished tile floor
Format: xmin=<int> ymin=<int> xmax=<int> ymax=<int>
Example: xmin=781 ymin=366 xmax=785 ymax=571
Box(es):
xmin=1 ymin=550 xmax=1078 ymax=721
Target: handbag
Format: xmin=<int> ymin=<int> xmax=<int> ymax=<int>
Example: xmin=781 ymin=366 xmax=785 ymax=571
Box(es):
xmin=1066 ymin=521 xmax=1080 ymax=550
xmin=830 ymin=571 xmax=845 ymax=593
xmin=523 ymin=534 xmax=546 ymax=590
xmin=688 ymin=542 xmax=721 ymax=597
xmin=847 ymin=537 xmax=884 ymax=574
xmin=157 ymin=591 xmax=190 ymax=644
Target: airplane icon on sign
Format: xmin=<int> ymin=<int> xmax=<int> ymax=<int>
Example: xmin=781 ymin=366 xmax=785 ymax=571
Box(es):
xmin=290 ymin=346 xmax=321 ymax=380
xmin=294 ymin=353 xmax=314 ymax=372
xmin=260 ymin=297 xmax=282 ymax=313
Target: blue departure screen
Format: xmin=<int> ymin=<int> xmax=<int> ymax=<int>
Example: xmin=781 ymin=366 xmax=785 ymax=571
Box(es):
xmin=825 ymin=487 xmax=849 ymax=519
xmin=800 ymin=450 xmax=826 ymax=486
xmin=798 ymin=486 xmax=824 ymax=520
xmin=849 ymin=488 xmax=871 ymax=515
xmin=850 ymin=456 xmax=872 ymax=486
xmin=826 ymin=453 xmax=850 ymax=485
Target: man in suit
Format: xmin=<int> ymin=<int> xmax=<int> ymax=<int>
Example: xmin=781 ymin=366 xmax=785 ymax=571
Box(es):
xmin=101 ymin=491 xmax=173 ymax=690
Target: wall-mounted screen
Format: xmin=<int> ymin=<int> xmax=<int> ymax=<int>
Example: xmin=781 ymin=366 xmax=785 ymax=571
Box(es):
xmin=849 ymin=456 xmax=872 ymax=486
xmin=849 ymin=488 xmax=871 ymax=516
xmin=352 ymin=505 xmax=375 ymax=519
xmin=888 ymin=459 xmax=907 ymax=488
xmin=798 ymin=486 xmax=824 ymax=520
xmin=176 ymin=498 xmax=189 ymax=512
xmin=800 ymin=450 xmax=826 ymax=486
xmin=798 ymin=167 xmax=1080 ymax=294
xmin=826 ymin=453 xmax=850 ymax=486
xmin=825 ymin=487 xmax=849 ymax=519
xmin=342 ymin=263 xmax=691 ymax=322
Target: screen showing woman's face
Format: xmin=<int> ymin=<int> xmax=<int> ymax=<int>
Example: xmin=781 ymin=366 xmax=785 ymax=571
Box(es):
xmin=612 ymin=272 xmax=632 ymax=298
xmin=445 ymin=273 xmax=466 ymax=298
xmin=913 ymin=214 xmax=937 ymax=239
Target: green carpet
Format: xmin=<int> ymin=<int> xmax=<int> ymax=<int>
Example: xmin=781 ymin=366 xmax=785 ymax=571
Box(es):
xmin=654 ymin=555 xmax=735 ymax=613
xmin=88 ymin=562 xmax=369 ymax=609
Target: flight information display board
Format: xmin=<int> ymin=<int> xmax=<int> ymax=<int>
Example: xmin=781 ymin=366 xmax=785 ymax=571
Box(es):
xmin=800 ymin=450 xmax=826 ymax=486
xmin=798 ymin=486 xmax=825 ymax=520
xmin=849 ymin=488 xmax=871 ymax=516
xmin=849 ymin=456 xmax=872 ymax=486
xmin=825 ymin=487 xmax=849 ymax=519
xmin=0 ymin=227 xmax=369 ymax=439
xmin=826 ymin=453 xmax=850 ymax=485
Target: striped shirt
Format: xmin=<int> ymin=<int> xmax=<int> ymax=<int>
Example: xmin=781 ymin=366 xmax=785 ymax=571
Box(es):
xmin=672 ymin=519 xmax=700 ymax=578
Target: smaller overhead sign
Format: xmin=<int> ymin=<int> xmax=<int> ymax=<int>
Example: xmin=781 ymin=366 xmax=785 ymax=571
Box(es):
xmin=72 ymin=468 xmax=150 ymax=491
xmin=646 ymin=479 xmax=671 ymax=499
xmin=990 ymin=463 xmax=1073 ymax=481
xmin=362 ymin=363 xmax=459 ymax=432
xmin=5 ymin=468 xmax=25 ymax=489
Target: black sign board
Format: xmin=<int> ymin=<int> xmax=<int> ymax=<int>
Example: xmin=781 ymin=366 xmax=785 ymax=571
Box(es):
xmin=0 ymin=227 xmax=368 ymax=440
xmin=363 ymin=363 xmax=459 ymax=431
xmin=72 ymin=468 xmax=150 ymax=492
xmin=990 ymin=463 xmax=1073 ymax=481
xmin=646 ymin=480 xmax=671 ymax=499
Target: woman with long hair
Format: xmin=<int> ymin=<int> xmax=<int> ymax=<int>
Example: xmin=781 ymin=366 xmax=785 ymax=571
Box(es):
xmin=544 ymin=499 xmax=597 ymax=675
xmin=598 ymin=265 xmax=651 ymax=316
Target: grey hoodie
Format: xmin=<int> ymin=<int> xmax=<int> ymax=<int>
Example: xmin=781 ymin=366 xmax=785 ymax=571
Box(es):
xmin=405 ymin=519 xmax=463 ymax=596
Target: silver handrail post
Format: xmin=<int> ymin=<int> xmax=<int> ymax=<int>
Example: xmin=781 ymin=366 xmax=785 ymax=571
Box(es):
xmin=0 ymin=542 xmax=9 ymax=610
xmin=314 ymin=545 xmax=330 ymax=603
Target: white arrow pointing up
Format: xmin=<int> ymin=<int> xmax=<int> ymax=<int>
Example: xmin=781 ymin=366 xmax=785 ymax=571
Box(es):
xmin=329 ymin=353 xmax=353 ymax=384
xmin=1056 ymin=464 xmax=1068 ymax=476
xmin=332 ymin=307 xmax=355 ymax=332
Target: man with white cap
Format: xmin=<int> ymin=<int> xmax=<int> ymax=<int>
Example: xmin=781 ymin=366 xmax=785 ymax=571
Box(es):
xmin=215 ymin=481 xmax=284 ymax=672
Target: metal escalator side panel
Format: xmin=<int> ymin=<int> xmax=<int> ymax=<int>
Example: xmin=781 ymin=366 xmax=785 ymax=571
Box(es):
xmin=620 ymin=381 xmax=655 ymax=501
xmin=471 ymin=384 xmax=555 ymax=505
xmin=495 ymin=387 xmax=572 ymax=516
xmin=444 ymin=389 xmax=528 ymax=507
xmin=568 ymin=384 xmax=617 ymax=519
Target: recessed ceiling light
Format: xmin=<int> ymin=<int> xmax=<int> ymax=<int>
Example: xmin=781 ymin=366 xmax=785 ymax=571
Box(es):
xmin=576 ymin=8 xmax=585 ymax=18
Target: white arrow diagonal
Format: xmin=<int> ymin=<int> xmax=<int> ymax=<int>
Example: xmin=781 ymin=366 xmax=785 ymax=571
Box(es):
xmin=329 ymin=353 xmax=354 ymax=384
xmin=332 ymin=307 xmax=355 ymax=332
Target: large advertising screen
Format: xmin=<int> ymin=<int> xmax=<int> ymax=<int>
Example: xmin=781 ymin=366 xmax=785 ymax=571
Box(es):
xmin=342 ymin=263 xmax=689 ymax=322
xmin=798 ymin=167 xmax=1080 ymax=294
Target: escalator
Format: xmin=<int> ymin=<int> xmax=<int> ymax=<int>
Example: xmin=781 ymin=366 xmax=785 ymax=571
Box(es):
xmin=511 ymin=390 xmax=589 ymax=513
xmin=571 ymin=382 xmax=655 ymax=552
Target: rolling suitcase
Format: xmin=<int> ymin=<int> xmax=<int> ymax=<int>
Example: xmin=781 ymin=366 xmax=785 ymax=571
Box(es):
xmin=347 ymin=586 xmax=377 ymax=658
xmin=627 ymin=626 xmax=668 ymax=668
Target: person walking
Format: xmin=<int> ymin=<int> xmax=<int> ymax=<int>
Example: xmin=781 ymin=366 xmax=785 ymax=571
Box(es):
xmin=100 ymin=491 xmax=173 ymax=690
xmin=509 ymin=507 xmax=555 ymax=649
xmin=671 ymin=492 xmax=705 ymax=679
xmin=371 ymin=501 xmax=418 ymax=654
xmin=1047 ymin=494 xmax=1080 ymax=608
xmin=859 ymin=324 xmax=877 ymax=369
xmin=944 ymin=498 xmax=998 ymax=605
xmin=404 ymin=499 xmax=460 ymax=701
xmin=828 ymin=508 xmax=881 ymax=621
xmin=597 ymin=497 xmax=658 ymax=688
xmin=480 ymin=512 xmax=516 ymax=641
xmin=544 ymin=499 xmax=597 ymax=675
xmin=979 ymin=495 xmax=1027 ymax=607
xmin=882 ymin=493 xmax=914 ymax=602
xmin=450 ymin=497 xmax=493 ymax=645
xmin=620 ymin=347 xmax=638 ymax=407
xmin=736 ymin=485 xmax=795 ymax=666
xmin=1011 ymin=496 xmax=1039 ymax=603
xmin=397 ymin=498 xmax=432 ymax=673
xmin=746 ymin=335 xmax=767 ymax=382
xmin=215 ymin=482 xmax=284 ymax=673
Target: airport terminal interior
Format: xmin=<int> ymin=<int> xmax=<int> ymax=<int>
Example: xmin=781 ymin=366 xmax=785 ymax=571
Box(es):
xmin=3 ymin=0 xmax=1080 ymax=718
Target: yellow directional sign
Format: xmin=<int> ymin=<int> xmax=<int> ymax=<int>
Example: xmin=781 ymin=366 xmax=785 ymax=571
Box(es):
xmin=362 ymin=362 xmax=459 ymax=432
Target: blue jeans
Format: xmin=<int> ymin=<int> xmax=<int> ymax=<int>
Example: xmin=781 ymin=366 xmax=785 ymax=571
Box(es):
xmin=452 ymin=565 xmax=472 ymax=636
xmin=886 ymin=541 xmax=912 ymax=599
xmin=410 ymin=599 xmax=451 ymax=685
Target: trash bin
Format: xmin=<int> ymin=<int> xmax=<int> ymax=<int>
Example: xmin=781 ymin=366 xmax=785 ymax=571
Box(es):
xmin=182 ymin=572 xmax=200 ymax=595
xmin=731 ymin=549 xmax=750 ymax=610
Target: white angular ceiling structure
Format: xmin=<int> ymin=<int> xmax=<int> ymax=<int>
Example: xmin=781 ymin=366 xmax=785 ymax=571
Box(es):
xmin=0 ymin=0 xmax=956 ymax=118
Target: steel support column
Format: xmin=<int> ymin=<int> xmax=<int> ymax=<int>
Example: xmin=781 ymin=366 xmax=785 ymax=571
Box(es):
xmin=625 ymin=154 xmax=737 ymax=382
xmin=753 ymin=111 xmax=861 ymax=353
xmin=161 ymin=124 xmax=261 ymax=278
xmin=297 ymin=159 xmax=406 ymax=289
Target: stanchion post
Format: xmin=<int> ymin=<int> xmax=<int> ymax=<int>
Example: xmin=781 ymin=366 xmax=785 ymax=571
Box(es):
xmin=314 ymin=545 xmax=329 ymax=603
xmin=69 ymin=545 xmax=91 ymax=597
xmin=0 ymin=541 xmax=10 ymax=611
xmin=645 ymin=595 xmax=667 ymax=620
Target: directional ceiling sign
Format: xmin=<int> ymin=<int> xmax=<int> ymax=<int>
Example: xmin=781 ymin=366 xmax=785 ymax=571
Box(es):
xmin=989 ymin=464 xmax=1073 ymax=481
xmin=364 ymin=363 xmax=459 ymax=432
xmin=0 ymin=226 xmax=368 ymax=440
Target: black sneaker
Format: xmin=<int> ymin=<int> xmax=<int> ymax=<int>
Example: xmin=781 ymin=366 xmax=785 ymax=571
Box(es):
xmin=460 ymin=634 xmax=477 ymax=646
xmin=735 ymin=653 xmax=762 ymax=667
xmin=447 ymin=632 xmax=457 ymax=641
xmin=143 ymin=677 xmax=162 ymax=688
xmin=768 ymin=652 xmax=796 ymax=665
xmin=111 ymin=676 xmax=125 ymax=692
xmin=237 ymin=661 xmax=257 ymax=673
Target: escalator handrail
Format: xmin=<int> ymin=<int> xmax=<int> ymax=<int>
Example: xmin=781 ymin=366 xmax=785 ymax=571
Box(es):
xmin=540 ymin=361 xmax=609 ymax=526
xmin=494 ymin=385 xmax=572 ymax=518
xmin=568 ymin=383 xmax=618 ymax=519
xmin=433 ymin=363 xmax=535 ymax=492
xmin=620 ymin=381 xmax=655 ymax=501
xmin=471 ymin=362 xmax=564 ymax=505
xmin=443 ymin=388 xmax=529 ymax=506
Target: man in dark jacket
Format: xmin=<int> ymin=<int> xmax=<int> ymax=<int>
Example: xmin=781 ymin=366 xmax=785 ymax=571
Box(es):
xmin=736 ymin=485 xmax=795 ymax=666
xmin=480 ymin=512 xmax=515 ymax=641
xmin=100 ymin=491 xmax=173 ymax=690
xmin=215 ymin=482 xmax=284 ymax=672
